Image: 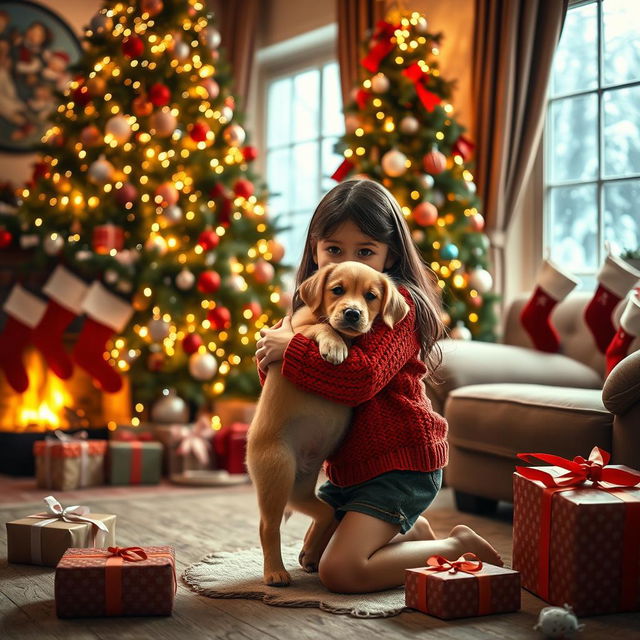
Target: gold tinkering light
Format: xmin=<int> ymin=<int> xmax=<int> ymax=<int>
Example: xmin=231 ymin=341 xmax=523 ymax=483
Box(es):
xmin=395 ymin=56 xmax=404 ymax=64
xmin=355 ymin=128 xmax=364 ymax=136
xmin=453 ymin=274 xmax=465 ymax=288
xmin=344 ymin=149 xmax=354 ymax=158
xmin=363 ymin=79 xmax=372 ymax=89
xmin=469 ymin=313 xmax=479 ymax=323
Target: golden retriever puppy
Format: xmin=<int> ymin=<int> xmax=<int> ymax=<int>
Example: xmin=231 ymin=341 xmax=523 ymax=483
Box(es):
xmin=246 ymin=261 xmax=409 ymax=586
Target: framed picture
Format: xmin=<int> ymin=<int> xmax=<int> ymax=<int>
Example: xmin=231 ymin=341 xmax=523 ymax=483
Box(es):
xmin=0 ymin=0 xmax=82 ymax=154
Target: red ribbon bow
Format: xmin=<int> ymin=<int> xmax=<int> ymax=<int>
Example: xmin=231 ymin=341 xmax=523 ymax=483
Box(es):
xmin=516 ymin=446 xmax=640 ymax=488
xmin=361 ymin=20 xmax=398 ymax=73
xmin=426 ymin=553 xmax=483 ymax=574
xmin=402 ymin=63 xmax=441 ymax=112
xmin=107 ymin=546 xmax=148 ymax=562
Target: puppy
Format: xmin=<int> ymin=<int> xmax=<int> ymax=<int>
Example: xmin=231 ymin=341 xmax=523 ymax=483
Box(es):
xmin=246 ymin=261 xmax=409 ymax=586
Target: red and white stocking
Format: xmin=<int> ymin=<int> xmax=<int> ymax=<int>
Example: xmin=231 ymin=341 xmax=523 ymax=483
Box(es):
xmin=520 ymin=260 xmax=580 ymax=352
xmin=32 ymin=266 xmax=89 ymax=380
xmin=72 ymin=282 xmax=134 ymax=393
xmin=605 ymin=291 xmax=640 ymax=375
xmin=584 ymin=254 xmax=640 ymax=353
xmin=0 ymin=284 xmax=46 ymax=392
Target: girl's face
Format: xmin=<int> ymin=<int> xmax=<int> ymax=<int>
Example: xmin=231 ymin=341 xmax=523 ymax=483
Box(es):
xmin=313 ymin=220 xmax=393 ymax=273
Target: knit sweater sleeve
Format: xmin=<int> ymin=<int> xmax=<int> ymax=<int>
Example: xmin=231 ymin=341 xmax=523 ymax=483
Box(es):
xmin=281 ymin=292 xmax=419 ymax=407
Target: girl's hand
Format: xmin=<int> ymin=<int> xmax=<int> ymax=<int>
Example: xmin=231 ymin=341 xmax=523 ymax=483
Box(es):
xmin=256 ymin=316 xmax=294 ymax=372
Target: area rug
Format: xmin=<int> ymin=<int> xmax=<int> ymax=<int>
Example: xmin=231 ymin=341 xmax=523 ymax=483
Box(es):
xmin=182 ymin=543 xmax=407 ymax=618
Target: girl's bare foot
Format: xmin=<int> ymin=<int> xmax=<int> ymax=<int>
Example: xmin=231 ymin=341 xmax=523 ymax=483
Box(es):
xmin=389 ymin=515 xmax=436 ymax=544
xmin=449 ymin=524 xmax=503 ymax=566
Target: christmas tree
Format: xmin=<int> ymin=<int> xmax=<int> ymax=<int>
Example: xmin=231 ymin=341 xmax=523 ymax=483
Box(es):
xmin=332 ymin=10 xmax=497 ymax=341
xmin=9 ymin=0 xmax=287 ymax=416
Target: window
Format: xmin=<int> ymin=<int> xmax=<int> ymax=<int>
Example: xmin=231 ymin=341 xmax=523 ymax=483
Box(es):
xmin=544 ymin=0 xmax=640 ymax=283
xmin=264 ymin=61 xmax=344 ymax=268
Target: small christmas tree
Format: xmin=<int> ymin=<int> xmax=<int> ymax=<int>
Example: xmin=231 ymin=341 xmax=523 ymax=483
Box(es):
xmin=332 ymin=10 xmax=497 ymax=341
xmin=10 ymin=0 xmax=287 ymax=416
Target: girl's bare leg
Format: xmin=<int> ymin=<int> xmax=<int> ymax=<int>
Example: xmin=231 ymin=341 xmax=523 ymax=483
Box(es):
xmin=318 ymin=512 xmax=502 ymax=594
xmin=388 ymin=515 xmax=436 ymax=544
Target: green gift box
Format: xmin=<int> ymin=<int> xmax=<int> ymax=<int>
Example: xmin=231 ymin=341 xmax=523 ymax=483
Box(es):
xmin=108 ymin=441 xmax=162 ymax=485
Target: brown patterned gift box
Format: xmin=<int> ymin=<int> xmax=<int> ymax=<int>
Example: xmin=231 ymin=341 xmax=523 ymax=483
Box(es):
xmin=405 ymin=555 xmax=520 ymax=619
xmin=34 ymin=431 xmax=107 ymax=491
xmin=152 ymin=419 xmax=213 ymax=476
xmin=512 ymin=447 xmax=640 ymax=616
xmin=55 ymin=546 xmax=176 ymax=618
xmin=6 ymin=496 xmax=115 ymax=567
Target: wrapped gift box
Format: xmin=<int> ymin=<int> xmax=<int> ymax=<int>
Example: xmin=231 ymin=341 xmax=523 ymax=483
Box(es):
xmin=214 ymin=422 xmax=248 ymax=474
xmin=152 ymin=420 xmax=213 ymax=476
xmin=405 ymin=556 xmax=520 ymax=619
xmin=34 ymin=436 xmax=107 ymax=491
xmin=513 ymin=450 xmax=640 ymax=616
xmin=108 ymin=441 xmax=162 ymax=485
xmin=55 ymin=546 xmax=176 ymax=617
xmin=6 ymin=496 xmax=116 ymax=567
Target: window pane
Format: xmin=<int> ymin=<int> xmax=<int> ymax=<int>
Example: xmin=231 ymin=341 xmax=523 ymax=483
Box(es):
xmin=292 ymin=142 xmax=319 ymax=212
xmin=548 ymin=184 xmax=598 ymax=271
xmin=293 ymin=69 xmax=320 ymax=143
xmin=604 ymin=179 xmax=640 ymax=253
xmin=603 ymin=0 xmax=640 ymax=86
xmin=266 ymin=147 xmax=291 ymax=217
xmin=322 ymin=62 xmax=344 ymax=137
xmin=281 ymin=211 xmax=313 ymax=268
xmin=267 ymin=78 xmax=292 ymax=147
xmin=551 ymin=2 xmax=598 ymax=96
xmin=321 ymin=138 xmax=341 ymax=194
xmin=548 ymin=95 xmax=598 ymax=183
xmin=603 ymin=85 xmax=640 ymax=177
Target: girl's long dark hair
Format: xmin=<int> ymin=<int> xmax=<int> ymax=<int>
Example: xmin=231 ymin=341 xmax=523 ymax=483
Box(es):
xmin=292 ymin=179 xmax=445 ymax=375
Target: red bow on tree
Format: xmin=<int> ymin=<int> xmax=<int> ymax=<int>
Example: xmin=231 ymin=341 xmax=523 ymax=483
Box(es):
xmin=361 ymin=20 xmax=398 ymax=73
xmin=516 ymin=446 xmax=640 ymax=488
xmin=402 ymin=63 xmax=441 ymax=113
xmin=426 ymin=553 xmax=483 ymax=574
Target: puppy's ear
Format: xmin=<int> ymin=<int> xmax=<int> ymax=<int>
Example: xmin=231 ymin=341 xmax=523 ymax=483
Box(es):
xmin=380 ymin=276 xmax=410 ymax=328
xmin=298 ymin=264 xmax=336 ymax=315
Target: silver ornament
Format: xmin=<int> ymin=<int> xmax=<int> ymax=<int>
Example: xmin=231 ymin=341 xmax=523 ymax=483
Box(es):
xmin=189 ymin=352 xmax=218 ymax=380
xmin=400 ymin=116 xmax=420 ymax=134
xmin=415 ymin=16 xmax=428 ymax=34
xmin=202 ymin=27 xmax=221 ymax=50
xmin=90 ymin=12 xmax=112 ymax=33
xmin=450 ymin=322 xmax=472 ymax=340
xmin=418 ymin=173 xmax=435 ymax=190
xmin=223 ymin=124 xmax=245 ymax=147
xmin=44 ymin=234 xmax=64 ymax=256
xmin=371 ymin=73 xmax=390 ymax=94
xmin=174 ymin=41 xmax=190 ymax=61
xmin=150 ymin=389 xmax=189 ymax=423
xmin=176 ymin=269 xmax=195 ymax=290
xmin=148 ymin=318 xmax=171 ymax=341
xmin=432 ymin=190 xmax=446 ymax=208
xmin=88 ymin=155 xmax=115 ymax=185
xmin=162 ymin=205 xmax=183 ymax=224
xmin=381 ymin=149 xmax=408 ymax=177
xmin=220 ymin=105 xmax=234 ymax=122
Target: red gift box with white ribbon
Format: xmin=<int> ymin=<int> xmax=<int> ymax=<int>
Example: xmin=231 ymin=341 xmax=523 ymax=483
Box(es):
xmin=512 ymin=446 xmax=640 ymax=616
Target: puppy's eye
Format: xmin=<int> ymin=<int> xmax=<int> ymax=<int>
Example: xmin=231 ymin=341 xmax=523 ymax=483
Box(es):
xmin=365 ymin=292 xmax=377 ymax=301
xmin=331 ymin=286 xmax=344 ymax=295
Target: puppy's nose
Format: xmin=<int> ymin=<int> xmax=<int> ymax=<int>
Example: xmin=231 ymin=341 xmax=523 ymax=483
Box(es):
xmin=344 ymin=308 xmax=361 ymax=324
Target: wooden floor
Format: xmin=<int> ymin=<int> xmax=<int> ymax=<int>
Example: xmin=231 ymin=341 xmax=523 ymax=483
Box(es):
xmin=1 ymin=483 xmax=639 ymax=639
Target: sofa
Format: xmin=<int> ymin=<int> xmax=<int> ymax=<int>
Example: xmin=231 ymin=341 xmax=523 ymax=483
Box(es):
xmin=425 ymin=293 xmax=640 ymax=513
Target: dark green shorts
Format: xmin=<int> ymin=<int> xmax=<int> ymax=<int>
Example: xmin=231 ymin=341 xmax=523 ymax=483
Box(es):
xmin=317 ymin=469 xmax=443 ymax=534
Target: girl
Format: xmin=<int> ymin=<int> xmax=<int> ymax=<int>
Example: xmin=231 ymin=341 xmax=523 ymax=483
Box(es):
xmin=256 ymin=179 xmax=502 ymax=593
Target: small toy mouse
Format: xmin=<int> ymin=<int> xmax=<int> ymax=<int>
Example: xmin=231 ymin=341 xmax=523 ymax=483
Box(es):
xmin=534 ymin=604 xmax=585 ymax=639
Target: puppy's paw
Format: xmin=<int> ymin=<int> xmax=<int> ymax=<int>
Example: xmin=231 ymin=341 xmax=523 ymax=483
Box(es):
xmin=318 ymin=337 xmax=348 ymax=364
xmin=264 ymin=567 xmax=292 ymax=587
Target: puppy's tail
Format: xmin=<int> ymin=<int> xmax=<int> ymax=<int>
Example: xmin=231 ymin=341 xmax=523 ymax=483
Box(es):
xmin=283 ymin=509 xmax=293 ymax=524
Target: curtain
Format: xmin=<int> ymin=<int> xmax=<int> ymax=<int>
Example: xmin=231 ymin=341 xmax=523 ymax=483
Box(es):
xmin=472 ymin=0 xmax=568 ymax=296
xmin=336 ymin=0 xmax=387 ymax=106
xmin=208 ymin=0 xmax=260 ymax=105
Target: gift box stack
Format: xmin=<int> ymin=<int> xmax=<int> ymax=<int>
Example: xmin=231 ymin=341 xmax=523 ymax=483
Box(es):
xmin=405 ymin=555 xmax=520 ymax=619
xmin=513 ymin=447 xmax=640 ymax=616
xmin=5 ymin=496 xmax=175 ymax=617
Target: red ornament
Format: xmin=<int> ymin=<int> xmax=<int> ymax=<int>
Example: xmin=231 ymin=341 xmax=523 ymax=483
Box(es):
xmin=412 ymin=202 xmax=438 ymax=226
xmin=469 ymin=295 xmax=483 ymax=309
xmin=0 ymin=228 xmax=12 ymax=249
xmin=148 ymin=83 xmax=171 ymax=107
xmin=209 ymin=182 xmax=229 ymax=199
xmin=241 ymin=146 xmax=258 ymax=162
xmin=197 ymin=270 xmax=221 ymax=293
xmin=190 ymin=121 xmax=210 ymax=142
xmin=32 ymin=161 xmax=50 ymax=182
xmin=182 ymin=333 xmax=203 ymax=354
xmin=242 ymin=302 xmax=262 ymax=318
xmin=207 ymin=306 xmax=231 ymax=330
xmin=423 ymin=148 xmax=447 ymax=175
xmin=234 ymin=179 xmax=254 ymax=199
xmin=115 ymin=182 xmax=138 ymax=206
xmin=469 ymin=213 xmax=485 ymax=232
xmin=122 ymin=35 xmax=144 ymax=59
xmin=197 ymin=229 xmax=219 ymax=251
xmin=132 ymin=95 xmax=153 ymax=117
xmin=72 ymin=85 xmax=91 ymax=107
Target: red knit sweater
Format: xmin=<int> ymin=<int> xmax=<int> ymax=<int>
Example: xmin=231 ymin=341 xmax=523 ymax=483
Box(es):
xmin=259 ymin=288 xmax=448 ymax=487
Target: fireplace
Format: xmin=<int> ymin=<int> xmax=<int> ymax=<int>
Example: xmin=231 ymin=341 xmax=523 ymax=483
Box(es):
xmin=0 ymin=346 xmax=131 ymax=476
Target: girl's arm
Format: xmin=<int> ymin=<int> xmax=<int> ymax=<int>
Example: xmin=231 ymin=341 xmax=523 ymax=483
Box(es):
xmin=281 ymin=296 xmax=419 ymax=407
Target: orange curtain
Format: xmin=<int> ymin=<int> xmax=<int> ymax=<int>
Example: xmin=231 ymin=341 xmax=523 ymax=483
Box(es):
xmin=208 ymin=0 xmax=260 ymax=105
xmin=472 ymin=0 xmax=568 ymax=295
xmin=336 ymin=0 xmax=387 ymax=106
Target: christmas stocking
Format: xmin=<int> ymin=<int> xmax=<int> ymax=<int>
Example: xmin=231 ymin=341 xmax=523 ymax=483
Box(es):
xmin=72 ymin=282 xmax=134 ymax=393
xmin=584 ymin=254 xmax=640 ymax=353
xmin=31 ymin=266 xmax=89 ymax=380
xmin=0 ymin=284 xmax=47 ymax=392
xmin=605 ymin=291 xmax=640 ymax=375
xmin=520 ymin=260 xmax=580 ymax=352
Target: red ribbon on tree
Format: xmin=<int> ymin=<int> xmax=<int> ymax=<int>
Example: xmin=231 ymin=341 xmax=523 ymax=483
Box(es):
xmin=361 ymin=20 xmax=398 ymax=73
xmin=516 ymin=446 xmax=640 ymax=488
xmin=402 ymin=63 xmax=441 ymax=112
xmin=331 ymin=158 xmax=355 ymax=182
xmin=453 ymin=135 xmax=475 ymax=162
